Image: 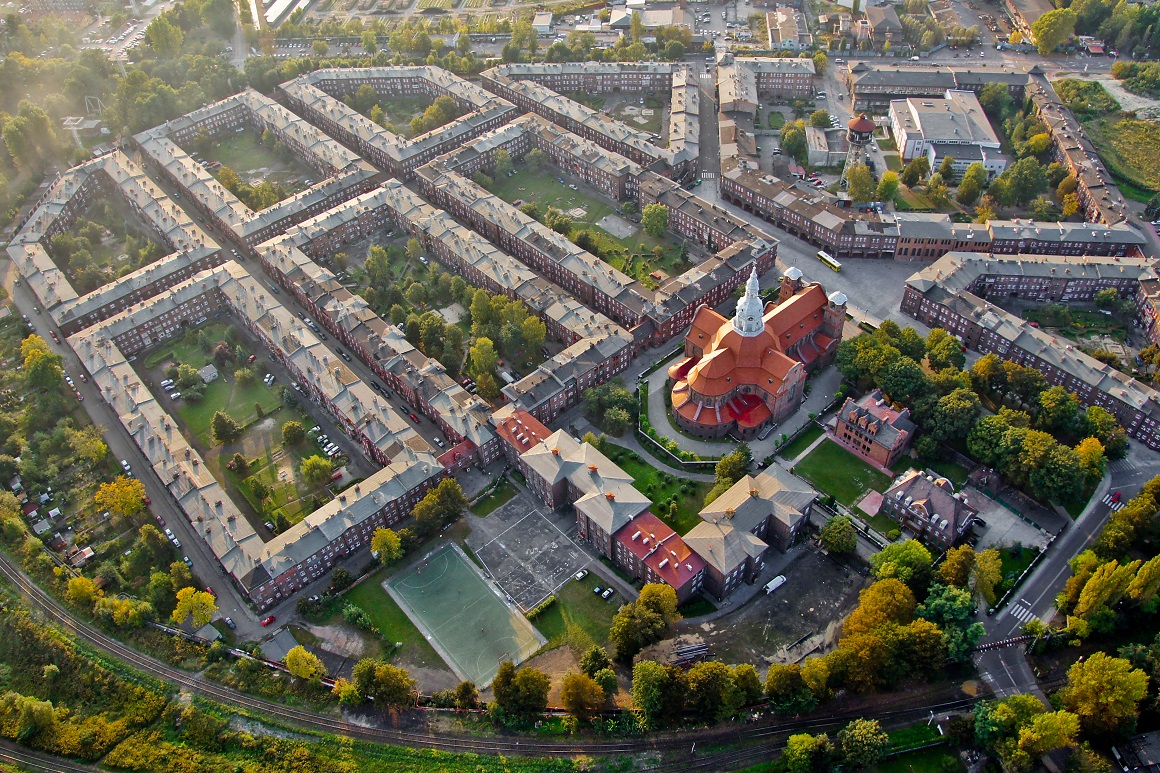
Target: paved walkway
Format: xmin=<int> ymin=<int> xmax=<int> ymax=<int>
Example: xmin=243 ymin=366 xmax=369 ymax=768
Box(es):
xmin=572 ymin=415 xmax=717 ymax=482
xmin=643 ymin=355 xmax=845 ymax=462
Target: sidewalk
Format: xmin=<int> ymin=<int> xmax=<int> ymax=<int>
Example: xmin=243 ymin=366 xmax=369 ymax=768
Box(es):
xmin=573 ymin=416 xmax=717 ymax=482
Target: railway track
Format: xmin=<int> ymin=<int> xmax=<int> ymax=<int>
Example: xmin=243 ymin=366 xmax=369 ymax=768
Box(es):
xmin=0 ymin=551 xmax=989 ymax=767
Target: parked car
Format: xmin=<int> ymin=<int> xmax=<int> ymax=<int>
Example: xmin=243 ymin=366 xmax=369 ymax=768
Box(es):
xmin=224 ymin=617 xmax=236 ymax=630
xmin=601 ymin=587 xmax=615 ymax=600
xmin=574 ymin=569 xmax=589 ymax=581
xmin=593 ymin=585 xmax=604 ymax=595
xmin=260 ymin=616 xmax=276 ymax=627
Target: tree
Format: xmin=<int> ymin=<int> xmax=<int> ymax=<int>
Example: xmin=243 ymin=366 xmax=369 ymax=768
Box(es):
xmin=926 ymin=172 xmax=950 ymax=206
xmin=146 ymin=16 xmax=184 ymax=57
xmin=809 ymin=109 xmax=831 ymax=128
xmin=281 ymin=420 xmax=305 ymax=446
xmin=876 ymin=171 xmax=900 ymax=202
xmin=352 ymin=659 xmax=416 ymax=708
xmin=843 ymin=578 xmax=916 ymax=636
xmin=784 ymin=732 xmax=833 ymax=773
xmin=285 ymin=645 xmax=327 ymax=681
xmin=1032 ymin=7 xmax=1077 ymax=54
xmin=1062 ymin=652 xmax=1148 ymax=735
xmin=469 ymin=337 xmax=498 ymax=377
xmin=632 ymin=660 xmax=674 ymax=726
xmin=610 ymin=600 xmax=666 ymax=661
xmin=995 ymin=157 xmax=1047 ymax=206
xmin=869 ymin=540 xmax=933 ymax=587
xmin=560 ymin=672 xmax=604 ymax=723
xmin=780 ymin=120 xmax=808 ymax=163
xmin=70 ymin=424 xmax=107 ymax=464
xmin=94 ymin=476 xmax=147 ymax=518
xmin=926 ymin=328 xmax=965 ymax=370
xmin=1037 ymin=386 xmax=1080 ymax=435
xmin=820 ymin=516 xmax=857 ymax=554
xmin=211 ymin=411 xmax=241 ymax=444
xmin=916 ymin=583 xmax=985 ymax=663
xmin=371 ymin=528 xmax=402 ymax=564
xmin=526 ymin=148 xmax=546 ymax=169
xmin=686 ymin=660 xmax=742 ymax=720
xmin=411 ymin=479 xmax=467 ymax=537
xmin=234 ymin=367 xmax=255 ymax=387
xmin=580 ymin=645 xmax=612 ymax=677
xmin=312 ymin=39 xmax=330 ymax=56
xmin=67 ymin=575 xmax=101 ymax=607
xmin=929 ymin=388 xmax=981 ymax=442
xmin=838 ymin=719 xmax=889 ymax=768
xmin=846 ymin=164 xmax=876 ymax=202
xmin=642 ymin=204 xmax=669 ymax=237
xmin=638 ymin=583 xmax=681 ymax=624
xmin=939 ymin=545 xmax=976 ymax=587
xmin=362 ymin=30 xmax=378 ymax=53
xmin=765 ymin=663 xmax=816 ymax=714
xmin=454 ymin=680 xmax=478 ymax=710
xmin=937 ymin=156 xmax=956 ymax=180
xmin=813 ymin=50 xmax=829 ymax=76
xmin=300 ymin=455 xmax=334 ymax=490
xmin=1075 ymin=437 xmax=1107 ymax=482
xmin=494 ymin=148 xmax=513 ymax=177
xmin=975 ymin=548 xmax=1003 ymax=605
xmin=171 ymin=587 xmax=217 ymax=628
xmin=900 ymin=156 xmax=930 ymax=187
xmin=492 ymin=661 xmax=550 ymax=716
xmin=604 ymin=407 xmax=631 ymax=436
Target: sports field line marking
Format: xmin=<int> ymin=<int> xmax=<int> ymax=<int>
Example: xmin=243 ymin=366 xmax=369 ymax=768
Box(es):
xmin=477 ymin=509 xmax=541 ymax=551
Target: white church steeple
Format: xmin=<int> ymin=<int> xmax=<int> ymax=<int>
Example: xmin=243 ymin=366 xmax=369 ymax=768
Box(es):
xmin=731 ymin=265 xmax=765 ymax=337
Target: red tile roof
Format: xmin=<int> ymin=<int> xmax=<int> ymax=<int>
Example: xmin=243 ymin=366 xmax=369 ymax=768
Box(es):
xmin=615 ymin=512 xmax=706 ymax=589
xmin=493 ymin=408 xmax=551 ymax=454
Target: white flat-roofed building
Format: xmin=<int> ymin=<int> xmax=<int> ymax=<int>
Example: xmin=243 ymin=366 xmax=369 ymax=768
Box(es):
xmin=889 ymin=90 xmax=1001 ymax=162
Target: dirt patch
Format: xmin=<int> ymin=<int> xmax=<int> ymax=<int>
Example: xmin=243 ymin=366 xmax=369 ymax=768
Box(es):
xmin=675 ymin=550 xmax=867 ymax=667
xmin=308 ymin=624 xmax=368 ymax=659
xmin=596 ymin=213 xmax=637 ymax=240
xmin=520 ymin=647 xmax=581 ymax=708
xmin=398 ymin=660 xmax=459 ymax=694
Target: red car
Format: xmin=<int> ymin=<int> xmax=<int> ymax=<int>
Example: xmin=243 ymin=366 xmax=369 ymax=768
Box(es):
xmin=260 ymin=616 xmax=276 ymax=627
xmin=50 ymin=331 xmax=59 ymax=343
xmin=247 ymin=354 xmax=257 ymax=363
xmin=205 ymin=586 xmax=217 ymax=599
xmin=1111 ymin=491 xmax=1122 ymax=503
xmin=143 ymin=496 xmax=151 ymax=505
xmin=409 ymin=413 xmax=421 ymax=424
xmin=74 ymin=391 xmax=83 ymax=401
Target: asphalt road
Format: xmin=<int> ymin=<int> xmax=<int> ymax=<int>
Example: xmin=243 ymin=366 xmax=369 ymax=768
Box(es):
xmin=974 ymin=443 xmax=1160 ymax=697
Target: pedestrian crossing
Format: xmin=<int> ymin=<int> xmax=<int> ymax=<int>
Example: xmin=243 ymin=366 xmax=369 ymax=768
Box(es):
xmin=700 ymin=172 xmax=717 ymax=180
xmin=1109 ymin=458 xmax=1137 ymax=473
xmin=1006 ymin=600 xmax=1040 ymax=625
xmin=1101 ymin=494 xmax=1125 ymax=511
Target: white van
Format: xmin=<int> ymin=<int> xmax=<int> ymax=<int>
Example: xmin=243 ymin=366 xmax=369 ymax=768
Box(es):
xmin=764 ymin=575 xmax=787 ymax=594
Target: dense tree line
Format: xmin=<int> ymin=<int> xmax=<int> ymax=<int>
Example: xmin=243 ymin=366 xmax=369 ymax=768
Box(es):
xmin=837 ymin=322 xmax=1123 ymax=504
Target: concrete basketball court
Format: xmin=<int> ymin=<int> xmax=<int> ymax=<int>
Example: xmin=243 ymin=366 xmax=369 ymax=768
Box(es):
xmin=467 ymin=489 xmax=591 ymax=611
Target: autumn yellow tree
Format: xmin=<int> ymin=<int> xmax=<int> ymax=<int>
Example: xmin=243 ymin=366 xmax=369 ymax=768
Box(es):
xmin=1062 ymin=652 xmax=1149 ymax=734
xmin=285 ymin=645 xmax=327 ymax=681
xmin=94 ymin=476 xmax=147 ymax=518
xmin=171 ymin=587 xmax=218 ymax=628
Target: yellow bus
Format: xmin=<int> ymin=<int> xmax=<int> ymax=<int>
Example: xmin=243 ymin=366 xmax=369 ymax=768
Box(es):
xmin=816 ymin=250 xmax=842 ymax=272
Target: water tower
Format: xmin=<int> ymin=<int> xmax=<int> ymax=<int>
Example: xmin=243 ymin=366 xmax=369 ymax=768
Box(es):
xmin=839 ymin=113 xmax=877 ymax=190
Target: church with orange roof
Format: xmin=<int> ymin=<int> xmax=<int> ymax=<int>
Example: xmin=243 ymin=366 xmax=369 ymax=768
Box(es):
xmin=667 ymin=266 xmax=847 ymax=439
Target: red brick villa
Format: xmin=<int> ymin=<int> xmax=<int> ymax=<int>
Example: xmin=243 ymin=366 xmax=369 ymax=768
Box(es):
xmin=668 ymin=267 xmax=846 ymax=438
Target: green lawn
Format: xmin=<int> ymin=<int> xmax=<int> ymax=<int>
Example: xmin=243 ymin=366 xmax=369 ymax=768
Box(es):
xmin=793 ymin=439 xmax=893 ymax=507
xmin=878 ymin=746 xmax=961 ymax=773
xmin=344 ymin=570 xmax=445 ymax=669
xmin=531 ymin=572 xmax=619 ymax=652
xmin=488 ymin=170 xmax=690 ymax=286
xmin=610 ymin=101 xmax=664 ymax=135
xmin=598 ymin=440 xmax=711 ymax=534
xmin=203 ymin=133 xmax=311 ymax=180
xmin=678 ymin=595 xmax=716 ymax=617
xmin=884 ymin=153 xmax=902 ymax=172
xmin=143 ymin=322 xmax=232 ymax=369
xmin=887 ymin=722 xmax=943 ymax=752
xmin=471 ymin=479 xmax=518 ymax=517
xmin=238 ymin=441 xmax=328 ymax=525
xmin=895 ymin=186 xmax=936 ymax=211
xmin=997 ymin=545 xmax=1040 ymax=594
xmin=1022 ymin=304 xmax=1129 ymax=344
xmin=177 ymin=377 xmax=284 ymax=443
xmin=890 ymin=456 xmax=970 ymax=487
xmin=777 ymin=424 xmax=824 ymax=461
